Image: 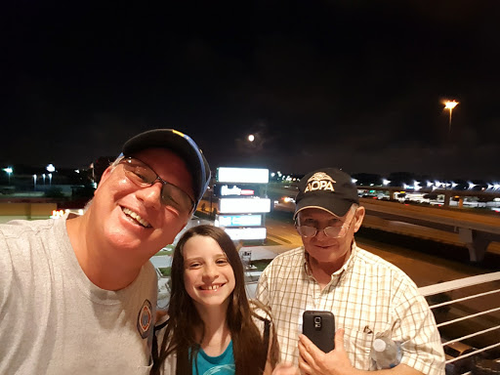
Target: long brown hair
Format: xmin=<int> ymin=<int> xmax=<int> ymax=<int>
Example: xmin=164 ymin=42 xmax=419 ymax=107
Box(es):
xmin=151 ymin=225 xmax=278 ymax=375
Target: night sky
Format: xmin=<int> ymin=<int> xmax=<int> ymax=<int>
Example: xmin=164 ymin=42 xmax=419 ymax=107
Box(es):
xmin=2 ymin=1 xmax=500 ymax=181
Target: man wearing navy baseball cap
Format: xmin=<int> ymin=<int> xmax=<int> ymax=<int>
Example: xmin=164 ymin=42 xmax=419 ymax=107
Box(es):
xmin=258 ymin=168 xmax=445 ymax=375
xmin=0 ymin=129 xmax=211 ymax=374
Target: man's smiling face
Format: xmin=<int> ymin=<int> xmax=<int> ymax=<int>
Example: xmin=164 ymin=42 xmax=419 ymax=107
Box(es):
xmin=297 ymin=206 xmax=363 ymax=272
xmin=90 ymin=147 xmax=194 ymax=266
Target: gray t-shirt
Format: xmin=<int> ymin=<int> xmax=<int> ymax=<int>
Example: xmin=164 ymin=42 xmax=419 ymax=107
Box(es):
xmin=0 ymin=217 xmax=158 ymax=374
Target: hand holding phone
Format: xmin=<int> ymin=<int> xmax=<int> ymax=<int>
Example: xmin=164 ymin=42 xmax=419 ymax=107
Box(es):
xmin=302 ymin=310 xmax=335 ymax=353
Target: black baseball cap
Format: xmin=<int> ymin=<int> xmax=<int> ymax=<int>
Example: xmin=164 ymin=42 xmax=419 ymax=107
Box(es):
xmin=294 ymin=168 xmax=359 ymax=219
xmin=122 ymin=129 xmax=211 ymax=205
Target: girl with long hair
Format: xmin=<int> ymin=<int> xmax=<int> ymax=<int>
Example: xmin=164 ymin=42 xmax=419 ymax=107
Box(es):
xmin=151 ymin=225 xmax=279 ymax=375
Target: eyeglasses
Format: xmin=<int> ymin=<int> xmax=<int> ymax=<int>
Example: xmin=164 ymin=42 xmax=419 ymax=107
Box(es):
xmin=119 ymin=157 xmax=195 ymax=215
xmin=296 ymin=211 xmax=355 ymax=239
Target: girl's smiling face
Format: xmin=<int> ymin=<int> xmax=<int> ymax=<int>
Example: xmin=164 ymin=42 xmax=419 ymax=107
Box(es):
xmin=183 ymin=235 xmax=236 ymax=312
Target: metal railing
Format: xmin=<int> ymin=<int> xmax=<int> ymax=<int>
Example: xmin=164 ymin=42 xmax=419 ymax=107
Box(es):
xmin=419 ymin=271 xmax=500 ymax=375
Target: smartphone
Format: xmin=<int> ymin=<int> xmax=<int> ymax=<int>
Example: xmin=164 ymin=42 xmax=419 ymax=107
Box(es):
xmin=302 ymin=310 xmax=335 ymax=353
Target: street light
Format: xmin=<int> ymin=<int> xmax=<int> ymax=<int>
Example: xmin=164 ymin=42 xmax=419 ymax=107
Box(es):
xmin=46 ymin=164 xmax=55 ymax=186
xmin=3 ymin=167 xmax=13 ymax=184
xmin=444 ymin=100 xmax=459 ymax=133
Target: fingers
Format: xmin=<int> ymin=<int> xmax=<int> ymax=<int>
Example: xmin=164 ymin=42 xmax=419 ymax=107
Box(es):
xmin=299 ymin=333 xmax=313 ymax=350
xmin=298 ymin=334 xmax=312 ymax=361
xmin=299 ymin=352 xmax=312 ymax=375
xmin=299 ymin=333 xmax=322 ymax=355
xmin=298 ymin=328 xmax=352 ymax=375
xmin=298 ymin=334 xmax=319 ymax=374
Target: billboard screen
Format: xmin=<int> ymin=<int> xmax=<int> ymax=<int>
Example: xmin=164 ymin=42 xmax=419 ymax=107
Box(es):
xmin=216 ymin=214 xmax=262 ymax=227
xmin=219 ymin=198 xmax=271 ymax=214
xmin=217 ymin=167 xmax=269 ymax=184
xmin=224 ymin=227 xmax=267 ymax=241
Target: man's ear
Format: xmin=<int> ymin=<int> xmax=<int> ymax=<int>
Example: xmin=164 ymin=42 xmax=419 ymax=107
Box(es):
xmin=94 ymin=166 xmax=113 ymax=194
xmin=353 ymin=206 xmax=365 ymax=232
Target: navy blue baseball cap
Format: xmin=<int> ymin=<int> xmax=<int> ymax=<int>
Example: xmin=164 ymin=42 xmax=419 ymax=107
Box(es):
xmin=122 ymin=129 xmax=211 ymax=205
xmin=294 ymin=168 xmax=359 ymax=219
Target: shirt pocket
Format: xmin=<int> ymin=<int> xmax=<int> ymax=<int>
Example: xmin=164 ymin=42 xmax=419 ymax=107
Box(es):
xmin=343 ymin=327 xmax=376 ymax=370
xmin=136 ymin=363 xmax=153 ymax=374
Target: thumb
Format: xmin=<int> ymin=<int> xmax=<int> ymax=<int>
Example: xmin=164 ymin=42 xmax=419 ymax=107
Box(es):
xmin=335 ymin=328 xmax=345 ymax=350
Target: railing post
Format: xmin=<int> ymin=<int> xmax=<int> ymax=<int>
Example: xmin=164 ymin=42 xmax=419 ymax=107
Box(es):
xmin=458 ymin=228 xmax=491 ymax=262
xmin=443 ymin=191 xmax=451 ymax=207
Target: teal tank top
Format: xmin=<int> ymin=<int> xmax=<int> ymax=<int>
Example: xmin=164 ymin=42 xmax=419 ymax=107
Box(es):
xmin=194 ymin=340 xmax=235 ymax=375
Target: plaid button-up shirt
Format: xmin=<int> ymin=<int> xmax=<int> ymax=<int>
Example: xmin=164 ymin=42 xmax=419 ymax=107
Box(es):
xmin=256 ymin=243 xmax=445 ymax=375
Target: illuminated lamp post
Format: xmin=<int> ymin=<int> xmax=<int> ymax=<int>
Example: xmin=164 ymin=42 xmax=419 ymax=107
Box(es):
xmin=46 ymin=164 xmax=55 ymax=185
xmin=444 ymin=100 xmax=459 ymax=133
xmin=3 ymin=167 xmax=13 ymax=184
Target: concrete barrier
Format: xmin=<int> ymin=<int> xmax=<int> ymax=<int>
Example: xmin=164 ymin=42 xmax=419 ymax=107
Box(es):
xmin=0 ymin=202 xmax=57 ymax=221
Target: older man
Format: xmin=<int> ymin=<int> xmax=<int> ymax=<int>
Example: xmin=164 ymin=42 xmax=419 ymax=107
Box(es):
xmin=258 ymin=168 xmax=445 ymax=375
xmin=0 ymin=129 xmax=210 ymax=374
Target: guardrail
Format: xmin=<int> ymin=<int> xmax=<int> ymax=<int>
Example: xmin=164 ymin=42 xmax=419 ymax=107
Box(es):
xmin=419 ymin=272 xmax=500 ymax=375
xmin=0 ymin=202 xmax=57 ymax=223
xmin=361 ymin=198 xmax=500 ymax=262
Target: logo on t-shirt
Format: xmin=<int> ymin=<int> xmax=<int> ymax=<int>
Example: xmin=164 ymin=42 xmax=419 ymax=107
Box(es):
xmin=137 ymin=299 xmax=152 ymax=339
